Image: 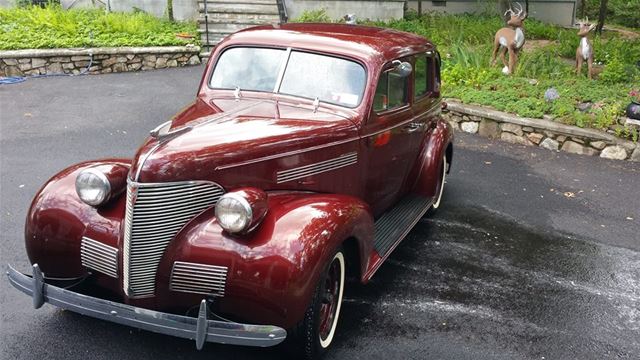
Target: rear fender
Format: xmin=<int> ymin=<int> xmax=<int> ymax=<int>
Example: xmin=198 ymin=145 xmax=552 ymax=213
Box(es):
xmin=156 ymin=192 xmax=374 ymax=329
xmin=410 ymin=118 xmax=453 ymax=197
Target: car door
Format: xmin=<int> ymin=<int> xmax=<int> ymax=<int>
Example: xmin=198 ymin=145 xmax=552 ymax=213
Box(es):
xmin=360 ymin=59 xmax=421 ymax=217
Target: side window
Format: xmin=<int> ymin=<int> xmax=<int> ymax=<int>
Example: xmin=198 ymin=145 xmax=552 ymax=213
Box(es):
xmin=373 ymin=67 xmax=408 ymax=112
xmin=414 ymin=54 xmax=429 ymax=99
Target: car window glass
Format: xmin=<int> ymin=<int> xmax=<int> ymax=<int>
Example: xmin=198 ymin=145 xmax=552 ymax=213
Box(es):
xmin=373 ymin=69 xmax=408 ymax=113
xmin=414 ymin=55 xmax=429 ymax=99
xmin=210 ymin=47 xmax=285 ymax=92
xmin=279 ymin=51 xmax=366 ymax=108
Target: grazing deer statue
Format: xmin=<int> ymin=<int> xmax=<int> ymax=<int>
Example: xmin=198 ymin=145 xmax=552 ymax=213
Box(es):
xmin=576 ymin=19 xmax=596 ymax=79
xmin=491 ymin=2 xmax=527 ymax=75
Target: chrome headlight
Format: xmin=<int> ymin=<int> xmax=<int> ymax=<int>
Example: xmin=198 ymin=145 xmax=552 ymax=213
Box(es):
xmin=215 ymin=193 xmax=252 ymax=233
xmin=215 ymin=188 xmax=268 ymax=234
xmin=75 ymin=168 xmax=111 ymax=206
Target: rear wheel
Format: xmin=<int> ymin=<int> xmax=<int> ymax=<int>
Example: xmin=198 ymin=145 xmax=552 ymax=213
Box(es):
xmin=287 ymin=248 xmax=345 ymax=359
xmin=430 ymin=156 xmax=447 ymax=212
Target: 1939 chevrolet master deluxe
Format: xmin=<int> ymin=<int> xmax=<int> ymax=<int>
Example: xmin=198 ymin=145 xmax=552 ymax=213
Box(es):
xmin=7 ymin=24 xmax=453 ymax=359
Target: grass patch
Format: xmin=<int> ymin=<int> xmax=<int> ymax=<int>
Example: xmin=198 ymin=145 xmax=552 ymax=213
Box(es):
xmin=0 ymin=4 xmax=199 ymax=50
xmin=297 ymin=9 xmax=640 ymax=135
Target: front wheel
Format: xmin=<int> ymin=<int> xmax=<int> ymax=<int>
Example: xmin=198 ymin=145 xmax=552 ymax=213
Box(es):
xmin=287 ymin=249 xmax=345 ymax=359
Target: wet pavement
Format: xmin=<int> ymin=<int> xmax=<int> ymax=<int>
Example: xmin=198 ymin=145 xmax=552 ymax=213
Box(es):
xmin=1 ymin=66 xmax=639 ymax=360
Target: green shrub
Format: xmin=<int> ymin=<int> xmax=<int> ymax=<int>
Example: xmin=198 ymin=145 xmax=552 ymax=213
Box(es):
xmin=293 ymin=9 xmax=332 ymax=23
xmin=0 ymin=4 xmax=199 ymax=50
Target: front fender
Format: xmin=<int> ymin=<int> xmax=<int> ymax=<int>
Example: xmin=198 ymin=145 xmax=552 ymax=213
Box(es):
xmin=156 ymin=192 xmax=374 ymax=329
xmin=410 ymin=118 xmax=453 ymax=197
xmin=25 ymin=159 xmax=130 ymax=279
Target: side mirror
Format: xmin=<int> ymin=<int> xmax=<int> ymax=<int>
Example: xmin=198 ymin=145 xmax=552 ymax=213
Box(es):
xmin=391 ymin=60 xmax=412 ymax=78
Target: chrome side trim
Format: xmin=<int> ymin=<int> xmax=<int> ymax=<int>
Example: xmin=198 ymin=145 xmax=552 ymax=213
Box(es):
xmin=170 ymin=261 xmax=228 ymax=297
xmin=215 ymin=137 xmax=359 ymax=171
xmin=7 ymin=264 xmax=286 ymax=349
xmin=80 ymin=237 xmax=118 ymax=278
xmin=276 ymin=152 xmax=357 ymax=184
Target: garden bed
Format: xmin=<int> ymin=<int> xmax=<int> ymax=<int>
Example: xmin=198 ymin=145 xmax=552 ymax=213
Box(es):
xmin=0 ymin=4 xmax=199 ymax=50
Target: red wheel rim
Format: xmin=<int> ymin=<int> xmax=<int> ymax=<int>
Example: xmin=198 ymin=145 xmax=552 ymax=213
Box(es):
xmin=319 ymin=257 xmax=341 ymax=341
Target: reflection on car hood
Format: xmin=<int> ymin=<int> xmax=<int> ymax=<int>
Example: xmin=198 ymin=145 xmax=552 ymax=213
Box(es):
xmin=130 ymin=98 xmax=359 ymax=183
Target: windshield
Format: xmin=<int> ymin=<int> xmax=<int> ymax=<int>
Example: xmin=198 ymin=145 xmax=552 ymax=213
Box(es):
xmin=209 ymin=47 xmax=367 ymax=108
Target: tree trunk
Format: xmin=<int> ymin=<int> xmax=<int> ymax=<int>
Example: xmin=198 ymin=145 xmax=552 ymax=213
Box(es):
xmin=499 ymin=0 xmax=510 ymax=22
xmin=167 ymin=0 xmax=174 ymax=22
xmin=525 ymin=0 xmax=529 ymax=13
xmin=596 ymin=0 xmax=608 ymax=34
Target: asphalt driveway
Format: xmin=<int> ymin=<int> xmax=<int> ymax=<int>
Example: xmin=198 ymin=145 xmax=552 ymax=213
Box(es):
xmin=1 ymin=66 xmax=639 ymax=360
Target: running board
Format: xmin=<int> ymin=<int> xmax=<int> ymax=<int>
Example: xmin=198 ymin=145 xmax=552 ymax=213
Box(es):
xmin=373 ymin=194 xmax=432 ymax=257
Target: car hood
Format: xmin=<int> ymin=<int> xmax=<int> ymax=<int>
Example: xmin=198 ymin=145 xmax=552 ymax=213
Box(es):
xmin=130 ymin=98 xmax=359 ymax=183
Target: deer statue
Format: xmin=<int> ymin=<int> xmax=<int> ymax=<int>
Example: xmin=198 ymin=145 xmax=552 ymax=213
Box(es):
xmin=576 ymin=19 xmax=596 ymax=79
xmin=491 ymin=2 xmax=527 ymax=75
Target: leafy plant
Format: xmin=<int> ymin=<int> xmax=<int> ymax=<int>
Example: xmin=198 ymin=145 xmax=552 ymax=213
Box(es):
xmin=0 ymin=3 xmax=199 ymax=50
xmin=293 ymin=9 xmax=332 ymax=23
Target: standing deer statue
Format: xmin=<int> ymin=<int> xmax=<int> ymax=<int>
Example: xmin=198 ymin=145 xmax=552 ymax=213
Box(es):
xmin=491 ymin=2 xmax=527 ymax=75
xmin=576 ymin=19 xmax=596 ymax=79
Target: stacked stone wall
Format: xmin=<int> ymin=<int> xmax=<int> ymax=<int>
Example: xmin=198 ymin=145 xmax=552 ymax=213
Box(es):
xmin=444 ymin=101 xmax=639 ymax=162
xmin=0 ymin=46 xmax=201 ymax=77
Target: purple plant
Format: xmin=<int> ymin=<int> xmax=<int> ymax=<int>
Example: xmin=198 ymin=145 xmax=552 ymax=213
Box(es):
xmin=544 ymin=87 xmax=560 ymax=103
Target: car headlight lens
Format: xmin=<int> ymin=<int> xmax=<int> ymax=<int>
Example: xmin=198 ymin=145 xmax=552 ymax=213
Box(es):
xmin=75 ymin=168 xmax=111 ymax=206
xmin=215 ymin=193 xmax=253 ymax=233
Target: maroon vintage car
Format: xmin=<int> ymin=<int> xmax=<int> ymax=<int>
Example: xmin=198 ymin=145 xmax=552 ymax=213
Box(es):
xmin=7 ymin=23 xmax=453 ymax=359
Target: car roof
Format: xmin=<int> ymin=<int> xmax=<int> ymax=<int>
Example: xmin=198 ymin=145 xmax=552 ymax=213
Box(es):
xmin=220 ymin=23 xmax=434 ymax=64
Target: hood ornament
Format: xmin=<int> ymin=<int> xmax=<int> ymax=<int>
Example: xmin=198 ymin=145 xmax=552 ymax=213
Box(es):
xmin=312 ymin=97 xmax=320 ymax=113
xmin=149 ymin=120 xmax=192 ymax=140
xmin=233 ymin=86 xmax=241 ymax=101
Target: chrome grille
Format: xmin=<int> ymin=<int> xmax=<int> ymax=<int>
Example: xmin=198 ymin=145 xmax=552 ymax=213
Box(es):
xmin=123 ymin=181 xmax=225 ymax=298
xmin=170 ymin=261 xmax=228 ymax=296
xmin=80 ymin=237 xmax=118 ymax=278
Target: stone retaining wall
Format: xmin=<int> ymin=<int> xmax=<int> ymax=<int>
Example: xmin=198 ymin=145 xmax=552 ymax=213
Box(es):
xmin=0 ymin=46 xmax=201 ymax=77
xmin=444 ymin=101 xmax=639 ymax=162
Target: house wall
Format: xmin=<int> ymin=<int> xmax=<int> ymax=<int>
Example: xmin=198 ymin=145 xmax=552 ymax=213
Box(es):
xmin=407 ymin=0 xmax=577 ymax=26
xmin=284 ymin=0 xmax=405 ymax=21
xmin=0 ymin=0 xmax=199 ymax=21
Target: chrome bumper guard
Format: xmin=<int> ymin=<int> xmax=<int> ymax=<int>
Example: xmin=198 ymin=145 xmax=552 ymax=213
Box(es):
xmin=6 ymin=264 xmax=286 ymax=349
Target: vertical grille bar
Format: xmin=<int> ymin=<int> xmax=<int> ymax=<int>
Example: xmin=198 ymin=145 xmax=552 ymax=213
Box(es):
xmin=123 ymin=181 xmax=225 ymax=298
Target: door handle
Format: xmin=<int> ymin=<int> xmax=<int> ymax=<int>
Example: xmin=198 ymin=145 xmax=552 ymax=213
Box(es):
xmin=403 ymin=122 xmax=422 ymax=133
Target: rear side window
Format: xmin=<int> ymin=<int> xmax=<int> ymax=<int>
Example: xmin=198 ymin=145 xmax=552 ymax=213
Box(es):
xmin=373 ymin=70 xmax=408 ymax=112
xmin=414 ymin=55 xmax=429 ymax=99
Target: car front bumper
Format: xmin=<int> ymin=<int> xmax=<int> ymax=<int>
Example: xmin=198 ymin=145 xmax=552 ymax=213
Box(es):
xmin=6 ymin=264 xmax=286 ymax=349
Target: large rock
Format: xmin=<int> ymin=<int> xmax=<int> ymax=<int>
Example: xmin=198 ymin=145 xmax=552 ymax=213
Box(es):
xmin=112 ymin=63 xmax=127 ymax=72
xmin=31 ymin=58 xmax=46 ymax=68
xmin=167 ymin=59 xmax=178 ymax=68
xmin=102 ymin=57 xmax=118 ymax=67
xmin=600 ymin=146 xmax=627 ymax=160
xmin=631 ymin=148 xmax=640 ymax=162
xmin=4 ymin=65 xmax=23 ymax=77
xmin=478 ymin=119 xmax=500 ymax=139
xmin=561 ymin=140 xmax=598 ymax=156
xmin=46 ymin=62 xmax=63 ymax=74
xmin=540 ymin=138 xmax=559 ymax=151
xmin=156 ymin=57 xmax=168 ymax=69
xmin=460 ymin=121 xmax=479 ymax=133
xmin=187 ymin=55 xmax=201 ymax=65
xmin=590 ymin=141 xmax=607 ymax=150
xmin=501 ymin=123 xmax=523 ymax=136
xmin=527 ymin=133 xmax=544 ymax=145
xmin=501 ymin=132 xmax=530 ymax=146
xmin=3 ymin=58 xmax=18 ymax=66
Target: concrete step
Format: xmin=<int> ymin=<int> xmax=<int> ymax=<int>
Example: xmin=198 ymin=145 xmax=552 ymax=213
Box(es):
xmin=198 ymin=22 xmax=268 ymax=32
xmin=197 ymin=16 xmax=277 ymax=25
xmin=198 ymin=0 xmax=277 ymax=4
xmin=198 ymin=3 xmax=279 ymax=15
xmin=199 ymin=13 xmax=280 ymax=22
